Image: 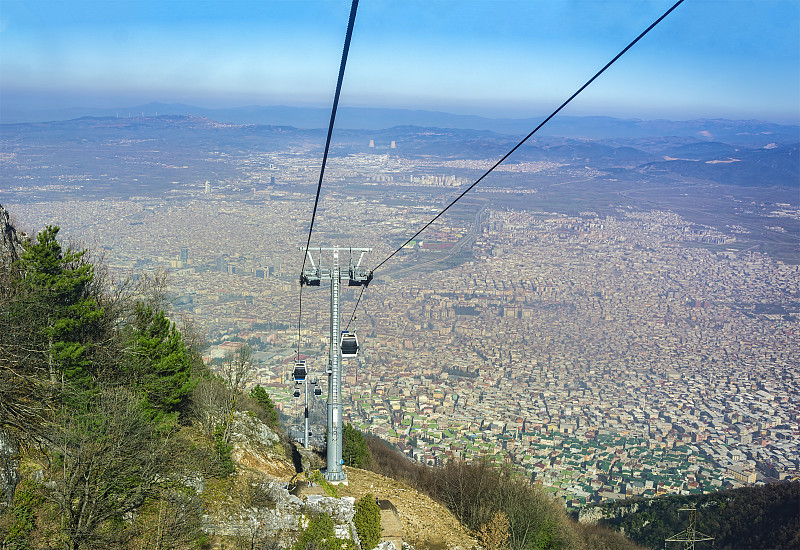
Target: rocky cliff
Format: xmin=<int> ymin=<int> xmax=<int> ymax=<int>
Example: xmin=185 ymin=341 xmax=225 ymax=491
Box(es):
xmin=0 ymin=204 xmax=25 ymax=272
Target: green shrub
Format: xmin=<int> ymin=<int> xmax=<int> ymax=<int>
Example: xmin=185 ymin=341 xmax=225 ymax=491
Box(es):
xmin=308 ymin=469 xmax=339 ymax=498
xmin=249 ymin=385 xmax=279 ymax=428
xmin=4 ymin=480 xmax=42 ymax=550
xmin=353 ymin=494 xmax=381 ymax=550
xmin=292 ymin=514 xmax=356 ymax=550
xmin=213 ymin=425 xmax=235 ymax=476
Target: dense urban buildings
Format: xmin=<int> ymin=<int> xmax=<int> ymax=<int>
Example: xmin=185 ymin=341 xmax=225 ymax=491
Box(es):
xmin=5 ymin=134 xmax=798 ymax=508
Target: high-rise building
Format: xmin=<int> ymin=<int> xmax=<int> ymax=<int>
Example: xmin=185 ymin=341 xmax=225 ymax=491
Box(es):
xmin=180 ymin=247 xmax=189 ymax=264
xmin=216 ymin=256 xmax=227 ymax=272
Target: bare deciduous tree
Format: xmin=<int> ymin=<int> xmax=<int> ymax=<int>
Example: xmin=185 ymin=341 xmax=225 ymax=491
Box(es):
xmin=476 ymin=510 xmax=511 ymax=550
xmin=218 ymin=344 xmax=254 ymax=442
xmin=42 ymin=387 xmax=168 ymax=550
xmin=133 ymin=487 xmax=204 ymax=550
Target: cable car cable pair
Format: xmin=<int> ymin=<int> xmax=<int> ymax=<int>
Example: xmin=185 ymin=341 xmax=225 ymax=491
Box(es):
xmin=297 ymin=0 xmax=685 ymax=357
xmin=338 ymin=0 xmax=685 ymax=331
xmin=295 ymin=0 xmax=360 ymax=360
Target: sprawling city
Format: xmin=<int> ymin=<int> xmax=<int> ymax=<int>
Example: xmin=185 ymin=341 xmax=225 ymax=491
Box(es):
xmin=4 ymin=120 xmax=797 ymax=513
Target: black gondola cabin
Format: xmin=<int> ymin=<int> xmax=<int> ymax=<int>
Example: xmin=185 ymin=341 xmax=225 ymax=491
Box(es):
xmin=340 ymin=331 xmax=359 ymax=358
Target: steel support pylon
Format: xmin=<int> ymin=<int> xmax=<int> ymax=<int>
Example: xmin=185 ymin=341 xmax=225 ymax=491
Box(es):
xmin=300 ymin=246 xmax=371 ymax=483
xmin=326 ymin=260 xmax=344 ymax=480
xmin=304 ymin=377 xmax=310 ymax=449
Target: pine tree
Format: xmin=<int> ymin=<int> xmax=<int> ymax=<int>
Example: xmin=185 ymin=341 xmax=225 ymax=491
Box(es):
xmin=250 ymin=385 xmax=279 ymax=428
xmin=11 ymin=225 xmax=104 ymax=391
xmin=125 ymin=303 xmax=196 ymax=425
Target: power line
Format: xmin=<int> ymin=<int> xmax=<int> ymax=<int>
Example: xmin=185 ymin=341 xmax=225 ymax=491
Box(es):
xmin=370 ymin=0 xmax=685 ymax=275
xmin=296 ymin=0 xmax=359 ymax=358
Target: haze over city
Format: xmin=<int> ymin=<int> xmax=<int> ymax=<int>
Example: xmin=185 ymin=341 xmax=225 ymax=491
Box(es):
xmin=1 ymin=0 xmax=798 ymax=123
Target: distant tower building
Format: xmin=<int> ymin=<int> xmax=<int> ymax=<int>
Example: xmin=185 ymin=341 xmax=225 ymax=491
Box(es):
xmin=180 ymin=247 xmax=189 ymax=264
xmin=270 ymin=176 xmax=276 ymax=185
xmin=368 ymin=139 xmax=375 ymax=148
xmin=204 ymin=181 xmax=211 ymax=194
xmin=390 ymin=141 xmax=396 ymax=149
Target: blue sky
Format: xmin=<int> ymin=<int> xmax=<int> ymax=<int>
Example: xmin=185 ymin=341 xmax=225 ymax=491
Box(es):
xmin=1 ymin=0 xmax=798 ymax=123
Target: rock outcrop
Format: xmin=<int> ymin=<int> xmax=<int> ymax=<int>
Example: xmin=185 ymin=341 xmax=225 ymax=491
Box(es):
xmin=0 ymin=205 xmax=24 ymax=506
xmin=0 ymin=204 xmax=26 ymax=272
xmin=0 ymin=429 xmax=20 ymax=507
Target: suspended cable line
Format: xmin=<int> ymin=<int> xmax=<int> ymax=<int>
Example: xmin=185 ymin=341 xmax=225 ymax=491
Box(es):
xmin=369 ymin=0 xmax=685 ymax=275
xmin=296 ymin=0 xmax=359 ymax=358
xmin=342 ymin=0 xmax=684 ymax=330
xmin=344 ymin=285 xmax=367 ymax=331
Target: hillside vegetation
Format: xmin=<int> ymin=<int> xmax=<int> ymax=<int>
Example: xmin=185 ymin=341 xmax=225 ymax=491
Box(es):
xmin=579 ymin=481 xmax=800 ymax=550
xmin=0 ymin=219 xmax=289 ymax=549
xmin=360 ymin=434 xmax=644 ymax=550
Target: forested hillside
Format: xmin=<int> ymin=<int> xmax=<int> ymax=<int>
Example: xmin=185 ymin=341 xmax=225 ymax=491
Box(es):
xmin=579 ymin=481 xmax=800 ymax=549
xmin=0 ymin=208 xmax=288 ymax=549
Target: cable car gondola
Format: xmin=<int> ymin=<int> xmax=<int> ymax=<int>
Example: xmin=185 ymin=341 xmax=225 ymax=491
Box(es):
xmin=314 ymin=385 xmax=322 ymax=396
xmin=293 ymin=387 xmax=301 ymax=399
xmin=340 ymin=331 xmax=359 ymax=358
xmin=292 ymin=360 xmax=307 ymax=382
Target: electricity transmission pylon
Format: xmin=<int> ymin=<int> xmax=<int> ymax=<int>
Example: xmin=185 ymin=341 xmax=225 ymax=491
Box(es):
xmin=301 ymin=246 xmax=371 ymax=482
xmin=665 ymin=504 xmax=714 ymax=550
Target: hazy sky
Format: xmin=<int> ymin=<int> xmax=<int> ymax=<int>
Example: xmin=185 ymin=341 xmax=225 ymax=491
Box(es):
xmin=1 ymin=0 xmax=798 ymax=123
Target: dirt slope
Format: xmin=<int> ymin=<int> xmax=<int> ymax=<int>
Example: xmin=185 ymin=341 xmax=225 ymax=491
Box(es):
xmin=338 ymin=466 xmax=476 ymax=550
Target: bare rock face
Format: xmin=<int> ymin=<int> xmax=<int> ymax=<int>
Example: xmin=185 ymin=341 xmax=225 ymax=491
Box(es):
xmin=0 ymin=429 xmax=20 ymax=507
xmin=0 ymin=205 xmax=24 ymax=506
xmin=304 ymin=494 xmax=356 ymax=523
xmin=0 ymin=204 xmax=26 ymax=272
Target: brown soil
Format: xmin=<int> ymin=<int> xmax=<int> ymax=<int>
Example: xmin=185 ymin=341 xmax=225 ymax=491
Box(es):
xmin=338 ymin=466 xmax=476 ymax=550
xmin=233 ymin=445 xmax=296 ymax=479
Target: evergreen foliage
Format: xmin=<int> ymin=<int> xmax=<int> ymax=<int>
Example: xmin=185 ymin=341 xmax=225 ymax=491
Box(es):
xmin=3 ymin=479 xmax=42 ymax=550
xmin=342 ymin=423 xmax=370 ymax=468
xmin=213 ymin=425 xmax=235 ymax=477
xmin=292 ymin=513 xmax=355 ymax=550
xmin=250 ymin=384 xmax=279 ymax=428
xmin=588 ymin=481 xmax=800 ymax=550
xmin=0 ymin=221 xmax=245 ymax=548
xmin=10 ymin=225 xmax=104 ymax=391
xmin=353 ymin=493 xmax=381 ymax=550
xmin=124 ymin=303 xmax=196 ymax=425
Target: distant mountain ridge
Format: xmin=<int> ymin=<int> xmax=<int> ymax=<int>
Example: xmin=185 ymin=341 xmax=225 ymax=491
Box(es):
xmin=2 ymin=102 xmax=798 ymax=144
xmin=1 ymin=114 xmax=797 ymax=190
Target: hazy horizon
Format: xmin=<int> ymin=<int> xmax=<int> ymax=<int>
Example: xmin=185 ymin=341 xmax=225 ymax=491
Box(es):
xmin=4 ymin=100 xmax=800 ymax=129
xmin=2 ymin=0 xmax=798 ymax=126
